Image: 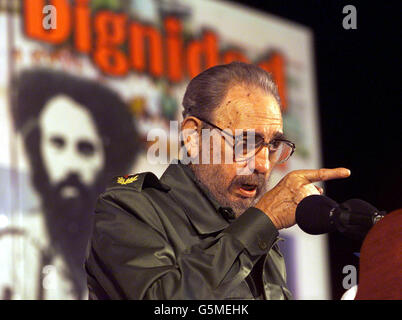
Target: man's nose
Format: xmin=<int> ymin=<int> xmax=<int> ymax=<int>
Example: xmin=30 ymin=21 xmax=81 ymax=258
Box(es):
xmin=62 ymin=148 xmax=85 ymax=176
xmin=252 ymin=146 xmax=270 ymax=174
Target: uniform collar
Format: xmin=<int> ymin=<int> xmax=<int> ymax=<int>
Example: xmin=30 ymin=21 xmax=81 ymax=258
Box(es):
xmin=160 ymin=161 xmax=234 ymax=235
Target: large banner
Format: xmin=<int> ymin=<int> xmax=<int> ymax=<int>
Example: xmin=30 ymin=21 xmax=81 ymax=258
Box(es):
xmin=0 ymin=0 xmax=326 ymax=299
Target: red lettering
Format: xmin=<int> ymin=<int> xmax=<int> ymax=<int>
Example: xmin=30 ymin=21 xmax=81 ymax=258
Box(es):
xmin=74 ymin=0 xmax=91 ymax=53
xmin=93 ymin=11 xmax=129 ymax=76
xmin=165 ymin=17 xmax=183 ymax=82
xmin=258 ymin=52 xmax=287 ymax=111
xmin=186 ymin=31 xmax=218 ymax=79
xmin=22 ymin=5 xmax=289 ymax=111
xmin=129 ymin=22 xmax=163 ymax=77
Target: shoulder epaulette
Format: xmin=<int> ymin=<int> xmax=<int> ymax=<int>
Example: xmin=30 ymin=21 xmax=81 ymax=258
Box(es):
xmin=107 ymin=172 xmax=170 ymax=192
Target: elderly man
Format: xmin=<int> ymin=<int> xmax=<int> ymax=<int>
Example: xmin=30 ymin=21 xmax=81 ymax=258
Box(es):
xmin=85 ymin=62 xmax=350 ymax=300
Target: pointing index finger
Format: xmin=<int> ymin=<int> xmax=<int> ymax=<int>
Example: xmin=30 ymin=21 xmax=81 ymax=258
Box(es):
xmin=298 ymin=168 xmax=351 ymax=183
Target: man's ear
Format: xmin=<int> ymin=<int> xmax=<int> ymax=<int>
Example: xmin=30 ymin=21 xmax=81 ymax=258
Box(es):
xmin=180 ymin=116 xmax=202 ymax=159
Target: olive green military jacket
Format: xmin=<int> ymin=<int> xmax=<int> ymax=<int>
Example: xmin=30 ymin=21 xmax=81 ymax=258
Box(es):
xmin=85 ymin=163 xmax=292 ymax=300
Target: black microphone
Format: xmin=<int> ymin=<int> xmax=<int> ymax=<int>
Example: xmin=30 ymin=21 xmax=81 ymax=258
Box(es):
xmin=296 ymin=195 xmax=385 ymax=237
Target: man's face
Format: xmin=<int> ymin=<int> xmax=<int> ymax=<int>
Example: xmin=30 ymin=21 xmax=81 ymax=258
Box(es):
xmin=192 ymin=84 xmax=283 ymax=217
xmin=38 ymin=95 xmax=105 ymax=200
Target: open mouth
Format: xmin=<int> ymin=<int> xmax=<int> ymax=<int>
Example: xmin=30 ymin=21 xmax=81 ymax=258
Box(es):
xmin=238 ymin=184 xmax=258 ymax=197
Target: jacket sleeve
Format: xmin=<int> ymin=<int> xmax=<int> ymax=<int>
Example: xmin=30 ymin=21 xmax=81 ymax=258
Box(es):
xmin=85 ymin=188 xmax=279 ymax=300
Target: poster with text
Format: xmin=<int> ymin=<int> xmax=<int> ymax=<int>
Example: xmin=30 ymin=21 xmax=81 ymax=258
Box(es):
xmin=0 ymin=0 xmax=327 ymax=299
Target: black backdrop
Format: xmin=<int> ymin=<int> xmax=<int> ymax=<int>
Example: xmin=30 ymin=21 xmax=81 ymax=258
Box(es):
xmin=229 ymin=0 xmax=402 ymax=299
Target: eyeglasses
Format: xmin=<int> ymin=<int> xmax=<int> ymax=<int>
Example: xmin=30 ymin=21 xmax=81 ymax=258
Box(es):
xmin=197 ymin=117 xmax=296 ymax=164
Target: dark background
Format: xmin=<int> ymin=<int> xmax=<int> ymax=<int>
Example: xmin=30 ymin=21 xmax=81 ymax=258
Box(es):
xmin=229 ymin=0 xmax=401 ymax=299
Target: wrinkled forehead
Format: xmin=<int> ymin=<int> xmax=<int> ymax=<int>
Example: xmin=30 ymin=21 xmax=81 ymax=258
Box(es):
xmin=214 ymin=84 xmax=283 ymax=135
xmin=39 ymin=94 xmax=101 ymax=141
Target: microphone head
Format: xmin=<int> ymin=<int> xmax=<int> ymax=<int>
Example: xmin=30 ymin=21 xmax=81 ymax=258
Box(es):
xmin=338 ymin=198 xmax=383 ymax=240
xmin=296 ymin=195 xmax=338 ymax=234
xmin=341 ymin=198 xmax=380 ymax=217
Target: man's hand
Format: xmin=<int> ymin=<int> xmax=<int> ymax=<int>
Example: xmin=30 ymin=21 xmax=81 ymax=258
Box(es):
xmin=254 ymin=168 xmax=351 ymax=229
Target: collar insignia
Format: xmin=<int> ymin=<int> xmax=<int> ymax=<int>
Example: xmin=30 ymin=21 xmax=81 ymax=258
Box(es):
xmin=117 ymin=175 xmax=138 ymax=185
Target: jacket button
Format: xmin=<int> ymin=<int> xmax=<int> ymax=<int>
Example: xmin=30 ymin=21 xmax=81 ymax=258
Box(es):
xmin=220 ymin=207 xmax=235 ymax=220
xmin=258 ymin=239 xmax=268 ymax=250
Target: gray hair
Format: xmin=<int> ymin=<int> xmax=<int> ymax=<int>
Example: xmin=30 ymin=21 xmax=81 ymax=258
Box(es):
xmin=182 ymin=62 xmax=281 ymax=121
